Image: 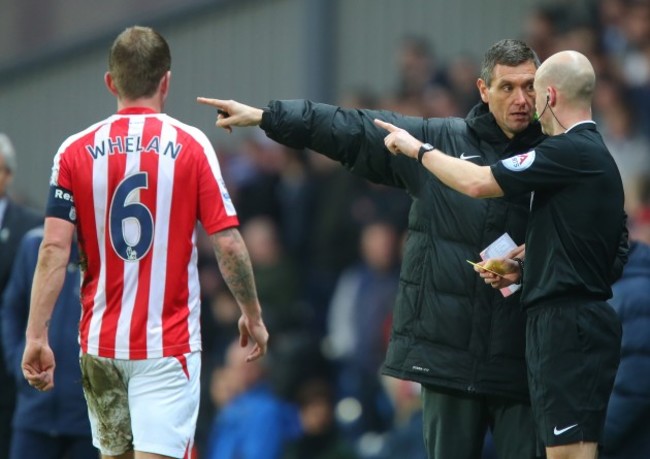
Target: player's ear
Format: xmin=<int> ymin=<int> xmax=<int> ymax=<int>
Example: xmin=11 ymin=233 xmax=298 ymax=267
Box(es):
xmin=104 ymin=72 xmax=119 ymax=96
xmin=477 ymin=78 xmax=489 ymax=104
xmin=159 ymin=71 xmax=171 ymax=100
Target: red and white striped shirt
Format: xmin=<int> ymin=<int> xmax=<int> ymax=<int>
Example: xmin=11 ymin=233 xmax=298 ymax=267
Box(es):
xmin=49 ymin=107 xmax=238 ymax=359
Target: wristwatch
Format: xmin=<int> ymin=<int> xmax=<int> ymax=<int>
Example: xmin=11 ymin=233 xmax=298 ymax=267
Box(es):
xmin=418 ymin=143 xmax=434 ymax=164
xmin=513 ymin=257 xmax=524 ymax=285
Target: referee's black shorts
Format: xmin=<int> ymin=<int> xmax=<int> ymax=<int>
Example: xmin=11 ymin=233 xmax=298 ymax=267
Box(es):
xmin=525 ymin=300 xmax=622 ymax=447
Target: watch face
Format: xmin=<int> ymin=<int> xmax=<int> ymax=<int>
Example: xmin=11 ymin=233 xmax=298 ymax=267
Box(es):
xmin=418 ymin=143 xmax=433 ymax=163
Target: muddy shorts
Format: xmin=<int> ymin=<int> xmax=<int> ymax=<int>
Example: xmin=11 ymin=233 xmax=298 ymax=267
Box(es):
xmin=80 ymin=352 xmax=201 ymax=458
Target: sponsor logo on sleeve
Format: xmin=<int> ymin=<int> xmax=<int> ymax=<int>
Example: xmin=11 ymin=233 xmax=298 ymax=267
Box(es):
xmin=502 ymin=150 xmax=536 ymax=171
xmin=54 ymin=188 xmax=75 ymax=203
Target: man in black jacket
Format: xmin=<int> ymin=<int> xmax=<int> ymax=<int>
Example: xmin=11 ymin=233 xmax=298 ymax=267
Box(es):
xmin=376 ymin=50 xmax=626 ymax=459
xmin=198 ymin=39 xmax=545 ymax=459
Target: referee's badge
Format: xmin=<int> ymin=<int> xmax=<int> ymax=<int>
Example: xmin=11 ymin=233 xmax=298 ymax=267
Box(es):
xmin=502 ymin=150 xmax=536 ymax=171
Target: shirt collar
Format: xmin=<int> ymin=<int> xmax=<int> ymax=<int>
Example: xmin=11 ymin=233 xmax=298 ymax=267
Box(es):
xmin=565 ymin=120 xmax=596 ymax=133
xmin=117 ymin=107 xmax=159 ymax=115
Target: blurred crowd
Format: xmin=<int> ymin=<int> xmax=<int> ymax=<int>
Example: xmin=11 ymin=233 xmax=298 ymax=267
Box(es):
xmin=2 ymin=1 xmax=650 ymax=458
xmin=191 ymin=1 xmax=650 ymax=457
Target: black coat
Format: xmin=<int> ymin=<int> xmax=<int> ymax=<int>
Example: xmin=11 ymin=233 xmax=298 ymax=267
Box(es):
xmin=260 ymin=100 xmax=545 ymax=401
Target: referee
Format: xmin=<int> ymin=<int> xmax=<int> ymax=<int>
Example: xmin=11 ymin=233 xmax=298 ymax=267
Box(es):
xmin=376 ymin=50 xmax=627 ymax=459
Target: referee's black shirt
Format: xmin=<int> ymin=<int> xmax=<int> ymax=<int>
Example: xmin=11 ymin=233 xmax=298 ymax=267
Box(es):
xmin=491 ymin=122 xmax=626 ymax=309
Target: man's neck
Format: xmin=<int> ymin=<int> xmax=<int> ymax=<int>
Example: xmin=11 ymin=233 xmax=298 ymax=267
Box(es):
xmin=550 ymin=108 xmax=592 ymax=136
xmin=117 ymin=98 xmax=162 ymax=113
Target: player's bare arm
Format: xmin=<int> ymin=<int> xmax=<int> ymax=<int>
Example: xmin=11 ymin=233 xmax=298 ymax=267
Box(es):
xmin=210 ymin=227 xmax=269 ymax=361
xmin=196 ymin=97 xmax=263 ymax=133
xmin=374 ymin=119 xmax=504 ymax=199
xmin=23 ymin=217 xmax=75 ymax=391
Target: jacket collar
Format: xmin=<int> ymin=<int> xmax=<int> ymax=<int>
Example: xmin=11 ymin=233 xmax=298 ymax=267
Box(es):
xmin=465 ymin=102 xmax=546 ymax=156
xmin=565 ymin=121 xmax=597 ymax=133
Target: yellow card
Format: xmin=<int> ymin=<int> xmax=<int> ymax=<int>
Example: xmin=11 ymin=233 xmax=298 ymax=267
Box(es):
xmin=466 ymin=259 xmax=504 ymax=277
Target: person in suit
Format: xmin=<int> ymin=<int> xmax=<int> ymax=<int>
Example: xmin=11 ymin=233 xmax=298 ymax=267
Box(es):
xmin=2 ymin=227 xmax=94 ymax=459
xmin=0 ymin=133 xmax=42 ymax=459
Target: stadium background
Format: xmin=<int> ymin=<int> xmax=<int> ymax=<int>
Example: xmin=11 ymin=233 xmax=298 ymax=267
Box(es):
xmin=0 ymin=0 xmax=542 ymax=206
xmin=2 ymin=0 xmax=649 ymax=457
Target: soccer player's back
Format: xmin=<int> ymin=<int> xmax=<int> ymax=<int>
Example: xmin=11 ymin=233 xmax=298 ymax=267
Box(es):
xmin=54 ymin=109 xmax=238 ymax=360
xmin=22 ymin=26 xmax=269 ymax=459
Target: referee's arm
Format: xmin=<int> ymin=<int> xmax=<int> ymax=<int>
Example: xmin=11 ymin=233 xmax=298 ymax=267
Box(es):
xmin=374 ymin=119 xmax=504 ymax=198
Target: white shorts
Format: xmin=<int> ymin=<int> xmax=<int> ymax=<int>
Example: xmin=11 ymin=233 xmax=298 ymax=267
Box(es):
xmin=80 ymin=351 xmax=201 ymax=458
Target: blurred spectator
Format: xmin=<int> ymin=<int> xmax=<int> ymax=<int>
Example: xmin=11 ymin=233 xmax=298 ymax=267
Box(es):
xmin=445 ymin=53 xmax=481 ymax=116
xmin=204 ymin=339 xmax=302 ymax=459
xmin=522 ymin=3 xmax=563 ymax=61
xmin=306 ymin=156 xmax=410 ymax=335
xmin=203 ymin=289 xmax=243 ymax=367
xmin=241 ymin=216 xmax=304 ymax=333
xmin=326 ymin=220 xmax=401 ymax=440
xmin=602 ymin=238 xmax=650 ymax=459
xmin=619 ymin=0 xmax=650 ymax=87
xmin=228 ymin=136 xmax=317 ymax=301
xmin=622 ymin=0 xmax=650 ymax=136
xmin=593 ymin=75 xmax=650 ymax=188
xmin=1 ymin=228 xmax=94 ymax=459
xmin=338 ymin=87 xmax=381 ymax=110
xmin=595 ymin=0 xmax=629 ymax=56
xmin=272 ymin=146 xmax=316 ymax=270
xmin=195 ymin=288 xmax=241 ymax=456
xmin=282 ymin=378 xmax=357 ymax=459
xmin=628 ymin=174 xmax=650 ymax=245
xmin=229 ymin=132 xmax=285 ymax=225
xmin=381 ymin=35 xmax=447 ymax=116
xmin=421 ymin=85 xmax=464 ymax=118
xmin=0 ymin=133 xmax=42 ymax=459
xmin=361 ymin=376 xmax=426 ymax=459
xmin=305 ymin=154 xmax=367 ymax=332
xmin=232 ymin=137 xmax=316 ymax=255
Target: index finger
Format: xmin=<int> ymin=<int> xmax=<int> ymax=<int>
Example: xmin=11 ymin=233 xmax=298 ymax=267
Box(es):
xmin=373 ymin=119 xmax=400 ymax=133
xmin=196 ymin=97 xmax=226 ymax=109
xmin=246 ymin=343 xmax=266 ymax=362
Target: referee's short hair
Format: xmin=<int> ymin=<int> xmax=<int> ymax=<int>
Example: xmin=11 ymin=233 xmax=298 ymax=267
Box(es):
xmin=480 ymin=39 xmax=541 ymax=87
xmin=0 ymin=133 xmax=17 ymax=174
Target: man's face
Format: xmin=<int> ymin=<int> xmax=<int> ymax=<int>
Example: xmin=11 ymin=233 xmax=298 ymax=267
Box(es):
xmin=478 ymin=61 xmax=537 ymax=138
xmin=0 ymin=155 xmax=12 ymax=198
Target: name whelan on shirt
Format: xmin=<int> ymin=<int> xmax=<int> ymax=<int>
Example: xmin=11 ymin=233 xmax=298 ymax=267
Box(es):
xmin=85 ymin=135 xmax=183 ymax=160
